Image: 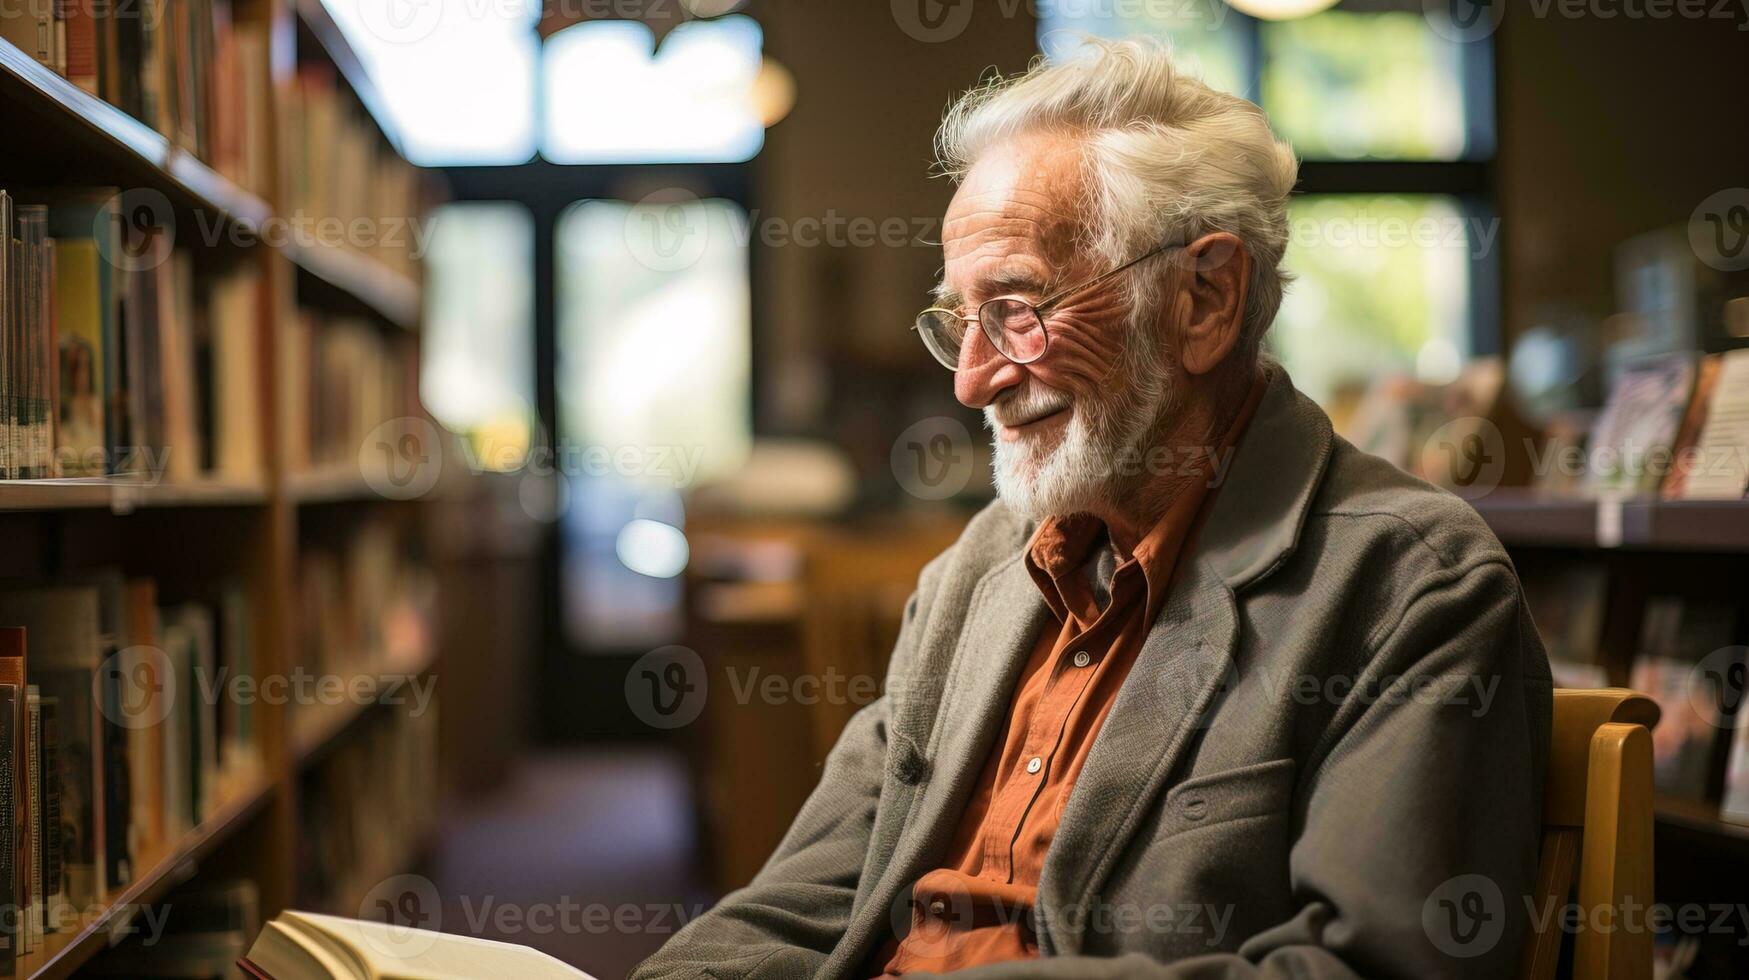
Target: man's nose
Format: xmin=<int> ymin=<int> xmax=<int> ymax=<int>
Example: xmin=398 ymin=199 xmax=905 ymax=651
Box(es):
xmin=954 ymin=322 xmax=1026 ymax=408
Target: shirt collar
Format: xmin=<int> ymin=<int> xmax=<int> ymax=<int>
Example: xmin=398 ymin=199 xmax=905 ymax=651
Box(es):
xmin=1023 ymin=368 xmax=1271 ymax=627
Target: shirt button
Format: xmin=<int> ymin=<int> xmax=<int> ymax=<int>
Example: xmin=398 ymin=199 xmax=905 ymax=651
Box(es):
xmin=1072 ymin=650 xmax=1092 ymax=668
xmin=928 ymin=899 xmax=946 ymax=917
xmin=1026 ymin=756 xmax=1043 ymax=774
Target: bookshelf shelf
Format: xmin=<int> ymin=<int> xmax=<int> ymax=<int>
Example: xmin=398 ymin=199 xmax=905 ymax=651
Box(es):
xmin=290 ymin=0 xmax=403 ymax=154
xmin=0 ymin=42 xmax=272 ymax=231
xmin=290 ymin=644 xmax=439 ymax=768
xmin=286 ymin=241 xmax=422 ymax=330
xmin=1468 ymin=491 xmax=1749 ymax=552
xmin=0 ymin=479 xmax=270 ymax=512
xmin=19 ymin=771 xmax=276 ymax=980
xmin=285 ymin=466 xmax=377 ymax=505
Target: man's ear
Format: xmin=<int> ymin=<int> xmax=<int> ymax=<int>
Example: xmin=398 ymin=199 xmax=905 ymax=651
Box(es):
xmin=1175 ymin=232 xmax=1251 ymax=376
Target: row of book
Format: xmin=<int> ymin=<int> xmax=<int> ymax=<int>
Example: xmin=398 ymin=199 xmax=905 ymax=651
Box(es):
xmin=0 ymin=576 xmax=263 ymax=973
xmin=284 ymin=63 xmax=427 ymax=278
xmin=1522 ymin=562 xmax=1749 ymax=818
xmin=293 ymin=516 xmax=434 ymax=746
xmin=1 ymin=0 xmax=273 ymax=197
xmin=1343 ymin=347 xmax=1749 ymax=500
xmin=282 ymin=311 xmax=418 ymax=479
xmin=297 ymin=701 xmax=438 ymax=913
xmin=0 ymin=188 xmax=264 ymax=482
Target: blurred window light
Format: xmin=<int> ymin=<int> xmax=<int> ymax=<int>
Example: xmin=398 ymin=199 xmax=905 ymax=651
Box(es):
xmin=1260 ymin=12 xmax=1471 ymax=160
xmin=323 ymin=0 xmax=540 ymax=166
xmin=542 ymin=16 xmax=767 ymax=164
xmin=1270 ymin=195 xmax=1473 ymax=408
xmin=615 ymin=519 xmax=691 ymax=578
xmin=557 ymin=196 xmax=751 ymax=649
xmin=1037 ymin=6 xmax=1489 ymax=161
xmin=1038 ymin=0 xmax=1250 ymax=97
xmin=420 ymin=202 xmax=537 ymax=469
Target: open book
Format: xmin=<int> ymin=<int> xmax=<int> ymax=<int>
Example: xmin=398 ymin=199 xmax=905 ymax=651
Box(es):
xmin=240 ymin=911 xmax=596 ymax=980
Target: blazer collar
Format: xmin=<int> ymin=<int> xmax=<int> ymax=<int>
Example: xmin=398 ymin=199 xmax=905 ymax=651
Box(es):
xmin=1194 ymin=365 xmax=1336 ymax=592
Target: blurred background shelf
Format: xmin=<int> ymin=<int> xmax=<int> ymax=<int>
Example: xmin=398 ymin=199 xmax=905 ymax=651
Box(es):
xmin=1469 ymin=493 xmax=1749 ymax=552
xmin=0 ymin=478 xmax=270 ymax=512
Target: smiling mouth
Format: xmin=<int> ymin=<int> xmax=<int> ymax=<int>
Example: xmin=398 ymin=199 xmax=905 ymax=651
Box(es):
xmin=997 ymin=405 xmax=1070 ymax=438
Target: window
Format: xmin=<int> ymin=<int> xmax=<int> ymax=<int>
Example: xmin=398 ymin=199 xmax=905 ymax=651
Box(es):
xmin=542 ymin=16 xmax=768 ymax=164
xmin=420 ymin=202 xmax=537 ymax=467
xmin=556 ymin=197 xmax=752 ymax=647
xmin=1037 ymin=4 xmax=1497 ymax=411
xmin=324 ymin=3 xmax=775 ymax=167
xmin=1274 ymin=195 xmax=1472 ymax=407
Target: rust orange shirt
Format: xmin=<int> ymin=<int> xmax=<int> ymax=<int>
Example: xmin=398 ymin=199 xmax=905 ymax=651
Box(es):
xmin=874 ymin=377 xmax=1266 ymax=976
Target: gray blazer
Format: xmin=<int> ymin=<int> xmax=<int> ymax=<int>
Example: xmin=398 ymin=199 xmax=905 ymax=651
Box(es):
xmin=636 ymin=371 xmax=1553 ymax=979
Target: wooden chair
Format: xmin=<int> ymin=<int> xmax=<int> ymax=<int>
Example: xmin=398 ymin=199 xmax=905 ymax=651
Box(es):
xmin=1519 ymin=688 xmax=1660 ymax=980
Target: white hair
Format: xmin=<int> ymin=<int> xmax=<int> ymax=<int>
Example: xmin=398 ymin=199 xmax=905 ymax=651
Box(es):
xmin=935 ymin=36 xmax=1299 ymax=362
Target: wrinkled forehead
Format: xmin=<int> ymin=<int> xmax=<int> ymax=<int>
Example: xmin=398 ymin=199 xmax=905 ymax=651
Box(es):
xmin=942 ymin=134 xmax=1087 ymax=273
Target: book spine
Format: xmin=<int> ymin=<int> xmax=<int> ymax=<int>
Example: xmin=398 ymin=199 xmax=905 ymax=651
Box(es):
xmin=99 ymin=665 xmax=130 ymax=890
xmin=39 ymin=698 xmax=59 ymax=936
xmin=1 ymin=190 xmax=13 ymax=481
xmin=0 ymin=686 xmax=17 ymax=974
xmin=23 ymin=691 xmax=37 ymax=955
xmin=60 ymin=0 xmax=97 ymax=94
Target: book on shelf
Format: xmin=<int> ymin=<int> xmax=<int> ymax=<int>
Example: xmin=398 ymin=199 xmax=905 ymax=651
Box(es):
xmin=1723 ymin=706 xmax=1749 ymax=825
xmin=0 ymin=576 xmax=265 ymax=946
xmin=1586 ymin=352 xmax=1697 ymax=496
xmin=0 ymin=683 xmax=16 ymax=975
xmin=242 ymin=911 xmax=593 ymax=980
xmin=0 ymin=187 xmax=267 ymax=483
xmin=1663 ymin=348 xmax=1749 ymax=500
xmin=2 ymin=0 xmax=274 ymax=194
xmin=1626 ymin=596 xmax=1742 ymax=802
xmin=282 ymin=311 xmax=418 ymax=480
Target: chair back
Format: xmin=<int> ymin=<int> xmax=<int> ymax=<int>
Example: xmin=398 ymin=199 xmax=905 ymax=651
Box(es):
xmin=1519 ymin=688 xmax=1659 ymax=980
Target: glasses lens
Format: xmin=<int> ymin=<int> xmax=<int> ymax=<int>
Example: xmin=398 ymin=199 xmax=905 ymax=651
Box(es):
xmin=915 ymin=309 xmax=967 ymax=369
xmin=980 ymin=298 xmax=1047 ymax=363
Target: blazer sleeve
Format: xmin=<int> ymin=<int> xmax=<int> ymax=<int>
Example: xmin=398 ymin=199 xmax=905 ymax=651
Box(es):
xmin=631 ymin=553 xmax=949 ymax=980
xmin=928 ymin=558 xmax=1554 ymax=980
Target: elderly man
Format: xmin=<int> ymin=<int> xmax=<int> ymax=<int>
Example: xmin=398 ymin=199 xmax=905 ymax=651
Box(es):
xmin=637 ymin=38 xmax=1550 ymax=979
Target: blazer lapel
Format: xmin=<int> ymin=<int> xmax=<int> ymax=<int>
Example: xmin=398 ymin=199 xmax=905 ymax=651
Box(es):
xmin=833 ymin=555 xmax=1050 ymax=969
xmin=1035 ymin=369 xmax=1336 ymax=955
xmin=1034 ymin=556 xmax=1239 ymax=956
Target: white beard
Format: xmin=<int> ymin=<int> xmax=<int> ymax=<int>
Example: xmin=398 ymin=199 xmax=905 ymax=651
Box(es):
xmin=985 ymin=327 xmax=1178 ymax=523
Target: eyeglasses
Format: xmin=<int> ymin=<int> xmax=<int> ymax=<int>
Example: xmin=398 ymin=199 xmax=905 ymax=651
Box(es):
xmin=911 ymin=241 xmax=1181 ymax=371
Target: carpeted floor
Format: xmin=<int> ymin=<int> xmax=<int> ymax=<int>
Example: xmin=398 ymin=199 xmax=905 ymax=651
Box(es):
xmin=426 ymin=747 xmax=714 ymax=980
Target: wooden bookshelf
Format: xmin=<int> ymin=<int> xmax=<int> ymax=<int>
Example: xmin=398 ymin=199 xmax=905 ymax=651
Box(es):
xmin=286 ymin=241 xmax=421 ymax=330
xmin=17 ymin=771 xmax=275 ymax=980
xmin=0 ymin=478 xmax=271 ymax=512
xmin=290 ymin=641 xmax=439 ymax=768
xmin=1470 ymin=491 xmax=1749 ymax=552
xmin=0 ymin=0 xmax=448 ymax=972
